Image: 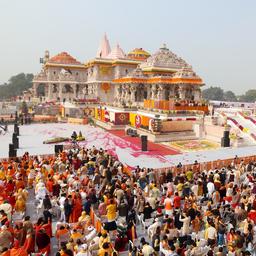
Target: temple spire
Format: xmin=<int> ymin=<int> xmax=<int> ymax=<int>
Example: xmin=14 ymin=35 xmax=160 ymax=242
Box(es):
xmin=96 ymin=33 xmax=111 ymax=58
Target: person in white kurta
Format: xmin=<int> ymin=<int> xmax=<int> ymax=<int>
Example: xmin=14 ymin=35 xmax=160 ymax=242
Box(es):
xmin=179 ymin=213 xmax=191 ymax=236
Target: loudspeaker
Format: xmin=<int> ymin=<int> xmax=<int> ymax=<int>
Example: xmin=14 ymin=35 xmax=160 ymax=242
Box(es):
xmin=223 ymin=130 xmax=230 ymax=138
xmin=55 ymin=144 xmax=64 ymax=154
xmin=14 ymin=124 xmax=19 ymax=136
xmin=221 ymin=137 xmax=230 ymax=147
xmin=16 ymin=127 xmax=19 ymax=136
xmin=9 ymin=143 xmax=14 ymax=152
xmin=221 ymin=129 xmax=230 ymax=147
xmin=12 ymin=133 xmax=17 ymax=141
xmin=141 ymin=135 xmax=148 ymax=151
xmin=9 ymin=148 xmax=17 ymax=157
xmin=13 ymin=137 xmax=19 ymax=149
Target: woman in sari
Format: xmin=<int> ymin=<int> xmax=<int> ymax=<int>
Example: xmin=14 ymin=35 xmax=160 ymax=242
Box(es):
xmin=36 ymin=229 xmax=51 ymax=256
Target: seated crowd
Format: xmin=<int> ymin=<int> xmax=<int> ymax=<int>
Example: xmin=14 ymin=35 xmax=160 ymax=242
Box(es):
xmin=0 ymin=146 xmax=255 ymax=255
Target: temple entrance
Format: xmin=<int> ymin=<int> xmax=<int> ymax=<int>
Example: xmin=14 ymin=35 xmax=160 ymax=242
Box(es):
xmin=37 ymin=84 xmax=46 ymax=97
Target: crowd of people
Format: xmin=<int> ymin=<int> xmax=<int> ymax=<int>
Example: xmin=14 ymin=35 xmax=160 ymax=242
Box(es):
xmin=0 ymin=143 xmax=255 ymax=255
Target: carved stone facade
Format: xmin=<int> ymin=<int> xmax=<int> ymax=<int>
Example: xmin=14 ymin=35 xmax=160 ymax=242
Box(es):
xmin=32 ymin=36 xmax=204 ymax=105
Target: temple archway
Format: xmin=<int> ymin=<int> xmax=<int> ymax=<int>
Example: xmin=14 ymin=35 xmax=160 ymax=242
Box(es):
xmin=37 ymin=83 xmax=46 ymax=97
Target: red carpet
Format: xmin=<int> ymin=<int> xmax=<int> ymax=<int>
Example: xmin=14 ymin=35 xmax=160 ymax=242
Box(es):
xmin=108 ymin=130 xmax=180 ymax=156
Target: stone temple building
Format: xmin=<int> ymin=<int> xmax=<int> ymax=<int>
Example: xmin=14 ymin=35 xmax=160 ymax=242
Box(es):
xmin=32 ymin=34 xmax=204 ymax=108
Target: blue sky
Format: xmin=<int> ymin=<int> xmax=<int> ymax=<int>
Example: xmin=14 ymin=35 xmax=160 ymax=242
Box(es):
xmin=0 ymin=0 xmax=255 ymax=94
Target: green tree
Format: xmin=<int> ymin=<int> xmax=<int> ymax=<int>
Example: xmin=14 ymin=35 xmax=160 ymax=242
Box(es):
xmin=0 ymin=73 xmax=34 ymax=100
xmin=224 ymin=90 xmax=237 ymax=102
xmin=239 ymin=89 xmax=256 ymax=102
xmin=202 ymin=86 xmax=224 ymax=101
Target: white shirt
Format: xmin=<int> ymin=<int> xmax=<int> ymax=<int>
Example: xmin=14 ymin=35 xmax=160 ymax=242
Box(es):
xmin=59 ymin=196 xmax=66 ymax=210
xmin=207 ymin=182 xmax=215 ymax=194
xmin=206 ymin=226 xmax=217 ymax=240
xmin=142 ymin=244 xmax=154 ymax=256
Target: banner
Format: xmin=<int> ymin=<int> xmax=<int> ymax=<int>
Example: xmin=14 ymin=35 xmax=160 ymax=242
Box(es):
xmin=115 ymin=113 xmax=129 ymax=125
xmin=135 ymin=115 xmax=142 ymax=128
xmin=101 ymin=83 xmax=111 ymax=93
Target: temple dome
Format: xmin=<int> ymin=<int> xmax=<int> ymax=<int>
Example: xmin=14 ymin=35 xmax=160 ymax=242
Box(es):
xmin=107 ymin=44 xmax=126 ymax=59
xmin=48 ymin=52 xmax=82 ymax=65
xmin=140 ymin=44 xmax=190 ymax=70
xmin=127 ymin=48 xmax=150 ymax=60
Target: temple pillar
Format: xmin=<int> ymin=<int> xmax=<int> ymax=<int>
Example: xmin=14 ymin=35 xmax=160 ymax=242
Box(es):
xmin=151 ymin=84 xmax=157 ymax=99
xmin=157 ymin=85 xmax=165 ymax=100
xmin=179 ymin=85 xmax=186 ymax=100
xmin=33 ymin=83 xmax=38 ymax=97
xmin=59 ymin=84 xmax=63 ymax=101
xmin=71 ymin=84 xmax=76 ymax=100
xmin=124 ymin=85 xmax=129 ymax=105
xmin=130 ymin=85 xmax=136 ymax=103
xmin=47 ymin=84 xmax=53 ymax=100
xmin=194 ymin=88 xmax=201 ymax=101
xmin=146 ymin=85 xmax=151 ymax=100
xmin=120 ymin=84 xmax=125 ymax=105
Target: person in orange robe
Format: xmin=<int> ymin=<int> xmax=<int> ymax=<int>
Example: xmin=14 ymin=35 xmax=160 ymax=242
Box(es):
xmin=14 ymin=196 xmax=26 ymax=213
xmin=34 ymin=217 xmax=44 ymax=235
xmin=9 ymin=240 xmax=28 ymax=256
xmin=5 ymin=180 xmax=15 ymax=195
xmin=70 ymin=195 xmax=82 ymax=223
xmin=46 ymin=177 xmax=54 ymax=195
xmin=0 ymin=248 xmax=10 ymax=256
xmin=22 ymin=229 xmax=35 ymax=254
xmin=13 ymin=223 xmax=23 ymax=246
xmin=42 ymin=218 xmax=52 ymax=238
xmin=16 ymin=180 xmax=24 ymax=191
